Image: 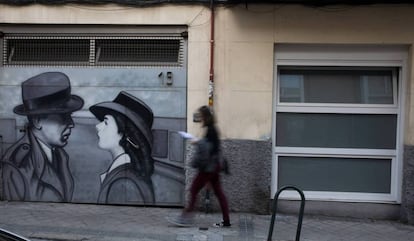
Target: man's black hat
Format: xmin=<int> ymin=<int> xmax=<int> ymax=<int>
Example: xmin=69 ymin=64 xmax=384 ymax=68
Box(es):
xmin=14 ymin=72 xmax=84 ymax=115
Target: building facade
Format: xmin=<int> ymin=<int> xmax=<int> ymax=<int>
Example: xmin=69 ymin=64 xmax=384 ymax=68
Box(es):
xmin=0 ymin=1 xmax=414 ymax=223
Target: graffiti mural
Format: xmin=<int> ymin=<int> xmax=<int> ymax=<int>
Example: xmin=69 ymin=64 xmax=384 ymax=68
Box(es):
xmin=1 ymin=72 xmax=84 ymax=202
xmin=90 ymin=91 xmax=155 ymax=204
xmin=1 ymin=71 xmax=186 ymax=206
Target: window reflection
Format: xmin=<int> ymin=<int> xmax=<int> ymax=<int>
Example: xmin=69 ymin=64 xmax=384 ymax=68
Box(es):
xmin=279 ymin=68 xmax=394 ymax=104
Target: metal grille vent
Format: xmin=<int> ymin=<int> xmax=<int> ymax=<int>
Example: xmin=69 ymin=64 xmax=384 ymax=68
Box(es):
xmin=3 ymin=36 xmax=184 ymax=67
xmin=95 ymin=38 xmax=182 ymax=65
xmin=6 ymin=38 xmax=90 ymax=65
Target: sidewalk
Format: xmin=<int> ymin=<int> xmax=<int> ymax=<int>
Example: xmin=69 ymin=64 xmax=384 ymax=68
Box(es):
xmin=0 ymin=201 xmax=414 ymax=241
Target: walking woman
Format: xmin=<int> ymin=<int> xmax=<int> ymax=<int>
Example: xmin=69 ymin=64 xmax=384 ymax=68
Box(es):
xmin=90 ymin=91 xmax=155 ymax=204
xmin=170 ymin=105 xmax=231 ymax=227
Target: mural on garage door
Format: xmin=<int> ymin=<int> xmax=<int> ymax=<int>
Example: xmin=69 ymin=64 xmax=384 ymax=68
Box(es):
xmin=1 ymin=72 xmax=84 ymax=202
xmin=89 ymin=90 xmax=156 ymax=204
xmin=0 ymin=68 xmax=187 ymax=206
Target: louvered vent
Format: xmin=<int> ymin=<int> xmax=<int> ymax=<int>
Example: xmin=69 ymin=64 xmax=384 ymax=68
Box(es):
xmin=3 ymin=36 xmax=184 ymax=67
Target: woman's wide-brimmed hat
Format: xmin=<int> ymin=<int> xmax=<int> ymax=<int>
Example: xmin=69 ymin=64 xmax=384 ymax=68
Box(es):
xmin=14 ymin=72 xmax=84 ymax=115
xmin=89 ymin=91 xmax=154 ymax=147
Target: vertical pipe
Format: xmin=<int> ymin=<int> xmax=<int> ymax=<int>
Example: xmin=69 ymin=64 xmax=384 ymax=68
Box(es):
xmin=208 ymin=0 xmax=215 ymax=110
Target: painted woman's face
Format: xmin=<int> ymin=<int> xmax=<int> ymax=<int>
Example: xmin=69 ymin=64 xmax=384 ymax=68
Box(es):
xmin=95 ymin=115 xmax=122 ymax=150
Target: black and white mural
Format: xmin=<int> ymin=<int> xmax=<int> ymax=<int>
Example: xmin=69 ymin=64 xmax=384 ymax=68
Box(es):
xmin=90 ymin=91 xmax=156 ymax=204
xmin=0 ymin=70 xmax=186 ymax=206
xmin=2 ymin=72 xmax=83 ymax=202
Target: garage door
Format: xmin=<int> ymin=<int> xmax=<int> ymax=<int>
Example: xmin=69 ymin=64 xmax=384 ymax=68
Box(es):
xmin=0 ymin=26 xmax=187 ymax=206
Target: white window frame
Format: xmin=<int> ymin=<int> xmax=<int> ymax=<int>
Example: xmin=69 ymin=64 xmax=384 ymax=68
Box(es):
xmin=272 ymin=44 xmax=408 ymax=203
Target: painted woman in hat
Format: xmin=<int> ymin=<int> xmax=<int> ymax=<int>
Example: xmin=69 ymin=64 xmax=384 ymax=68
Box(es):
xmin=89 ymin=91 xmax=155 ymax=204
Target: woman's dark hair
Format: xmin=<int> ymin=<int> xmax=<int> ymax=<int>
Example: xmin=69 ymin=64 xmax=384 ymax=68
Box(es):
xmin=198 ymin=105 xmax=215 ymax=126
xmin=112 ymin=114 xmax=154 ymax=179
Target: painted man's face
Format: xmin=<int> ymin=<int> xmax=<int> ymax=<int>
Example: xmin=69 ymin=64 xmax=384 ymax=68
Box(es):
xmin=95 ymin=115 xmax=122 ymax=150
xmin=37 ymin=113 xmax=75 ymax=148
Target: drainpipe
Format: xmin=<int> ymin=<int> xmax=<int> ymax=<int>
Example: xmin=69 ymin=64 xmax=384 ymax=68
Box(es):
xmin=208 ymin=0 xmax=215 ymax=110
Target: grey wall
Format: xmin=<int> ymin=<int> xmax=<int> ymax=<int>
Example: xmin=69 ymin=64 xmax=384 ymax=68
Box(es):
xmin=402 ymin=145 xmax=414 ymax=224
xmin=185 ymin=139 xmax=273 ymax=214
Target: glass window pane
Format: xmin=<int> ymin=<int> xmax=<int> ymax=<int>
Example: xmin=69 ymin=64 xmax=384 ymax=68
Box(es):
xmin=278 ymin=156 xmax=391 ymax=193
xmin=279 ymin=68 xmax=394 ymax=104
xmin=276 ymin=113 xmax=397 ymax=149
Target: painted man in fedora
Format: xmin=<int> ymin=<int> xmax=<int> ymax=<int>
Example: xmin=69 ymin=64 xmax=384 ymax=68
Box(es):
xmin=1 ymin=72 xmax=84 ymax=202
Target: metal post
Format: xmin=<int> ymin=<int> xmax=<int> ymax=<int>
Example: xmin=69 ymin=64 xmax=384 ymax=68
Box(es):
xmin=267 ymin=186 xmax=305 ymax=241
